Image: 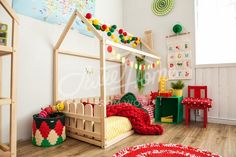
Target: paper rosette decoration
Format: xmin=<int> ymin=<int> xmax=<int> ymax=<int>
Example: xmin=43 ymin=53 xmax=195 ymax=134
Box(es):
xmin=152 ymin=0 xmax=175 ymax=16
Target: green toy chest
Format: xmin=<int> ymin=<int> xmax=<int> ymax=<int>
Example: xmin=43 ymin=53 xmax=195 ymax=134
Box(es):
xmin=32 ymin=113 xmax=66 ymax=147
xmin=155 ymin=96 xmax=183 ymax=124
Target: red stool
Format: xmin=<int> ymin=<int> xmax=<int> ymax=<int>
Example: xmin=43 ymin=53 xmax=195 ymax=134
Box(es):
xmin=182 ymin=86 xmax=212 ymax=128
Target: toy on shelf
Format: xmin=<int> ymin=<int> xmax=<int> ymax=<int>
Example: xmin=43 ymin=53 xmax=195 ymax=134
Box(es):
xmin=171 ymin=80 xmax=185 ymax=97
xmin=38 ymin=102 xmax=65 ymax=118
xmin=0 ymin=23 xmax=8 ymax=46
xmin=161 ymin=115 xmax=173 ymax=123
xmin=159 ymin=76 xmax=168 ymax=92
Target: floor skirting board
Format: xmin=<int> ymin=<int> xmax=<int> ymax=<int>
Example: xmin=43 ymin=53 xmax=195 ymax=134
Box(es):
xmin=188 ymin=116 xmax=236 ymax=126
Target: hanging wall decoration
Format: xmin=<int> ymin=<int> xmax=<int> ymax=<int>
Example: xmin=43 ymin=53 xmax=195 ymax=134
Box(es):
xmin=173 ymin=24 xmax=183 ymax=34
xmin=166 ymin=31 xmax=192 ymax=80
xmin=152 ymin=0 xmax=175 ymax=16
xmin=136 ymin=56 xmax=146 ymax=93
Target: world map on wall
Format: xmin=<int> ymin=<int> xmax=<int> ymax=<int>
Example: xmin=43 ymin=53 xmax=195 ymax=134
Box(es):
xmin=13 ymin=0 xmax=96 ymax=36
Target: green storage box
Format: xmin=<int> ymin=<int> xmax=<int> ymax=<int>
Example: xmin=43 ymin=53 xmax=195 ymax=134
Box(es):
xmin=155 ymin=96 xmax=183 ymax=124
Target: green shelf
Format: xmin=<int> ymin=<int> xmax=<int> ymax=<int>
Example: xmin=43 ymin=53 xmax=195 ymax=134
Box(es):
xmin=155 ymin=96 xmax=183 ymax=124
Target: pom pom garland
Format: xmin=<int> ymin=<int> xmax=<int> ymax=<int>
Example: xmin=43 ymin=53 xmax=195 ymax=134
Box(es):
xmin=84 ymin=13 xmax=142 ymax=47
xmin=114 ymin=39 xmax=119 ymax=43
xmin=119 ymin=34 xmax=124 ymax=39
xmin=85 ymin=13 xmax=92 ymax=19
xmin=105 ymin=27 xmax=110 ymax=32
xmin=101 ymin=24 xmax=107 ymax=31
xmin=118 ymin=29 xmax=124 ymax=34
xmin=92 ymin=19 xmax=99 ymax=25
xmin=111 ymin=34 xmax=115 ymax=39
xmin=132 ymin=43 xmax=137 ymax=48
xmin=107 ymin=32 xmax=112 ymax=36
xmin=112 ymin=25 xmax=117 ymax=29
xmin=110 ymin=28 xmax=115 ymax=33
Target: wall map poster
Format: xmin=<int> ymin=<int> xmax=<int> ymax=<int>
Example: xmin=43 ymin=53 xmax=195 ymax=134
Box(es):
xmin=13 ymin=0 xmax=96 ymax=37
xmin=167 ymin=33 xmax=192 ymax=80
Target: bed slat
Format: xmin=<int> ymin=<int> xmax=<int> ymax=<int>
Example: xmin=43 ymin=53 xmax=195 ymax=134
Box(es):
xmin=84 ymin=104 xmax=93 ymax=138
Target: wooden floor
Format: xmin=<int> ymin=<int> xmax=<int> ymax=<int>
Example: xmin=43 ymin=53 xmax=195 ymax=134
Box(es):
xmin=17 ymin=123 xmax=236 ymax=157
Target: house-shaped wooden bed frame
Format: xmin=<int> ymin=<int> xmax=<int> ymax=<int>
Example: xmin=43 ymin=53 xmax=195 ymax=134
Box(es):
xmin=53 ymin=10 xmax=161 ymax=148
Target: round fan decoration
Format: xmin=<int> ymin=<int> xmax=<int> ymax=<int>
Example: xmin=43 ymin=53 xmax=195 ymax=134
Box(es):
xmin=152 ymin=0 xmax=175 ymax=16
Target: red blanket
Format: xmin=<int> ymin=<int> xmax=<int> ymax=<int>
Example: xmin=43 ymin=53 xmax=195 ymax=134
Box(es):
xmin=107 ymin=103 xmax=163 ymax=135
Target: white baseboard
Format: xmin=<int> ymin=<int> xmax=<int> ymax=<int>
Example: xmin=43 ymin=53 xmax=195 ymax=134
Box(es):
xmin=192 ymin=116 xmax=236 ymax=126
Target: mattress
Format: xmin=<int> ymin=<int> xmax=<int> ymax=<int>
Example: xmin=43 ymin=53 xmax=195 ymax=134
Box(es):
xmin=105 ymin=116 xmax=132 ymax=141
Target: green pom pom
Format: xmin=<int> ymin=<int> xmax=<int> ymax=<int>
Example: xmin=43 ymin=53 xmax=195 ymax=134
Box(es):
xmin=107 ymin=32 xmax=112 ymax=36
xmin=119 ymin=34 xmax=124 ymax=39
xmin=121 ymin=39 xmax=125 ymax=43
xmin=127 ymin=40 xmax=131 ymax=44
xmin=173 ymin=24 xmax=183 ymax=34
xmin=112 ymin=25 xmax=117 ymax=29
xmin=132 ymin=37 xmax=137 ymax=41
xmin=95 ymin=25 xmax=100 ymax=30
xmin=110 ymin=28 xmax=115 ymax=32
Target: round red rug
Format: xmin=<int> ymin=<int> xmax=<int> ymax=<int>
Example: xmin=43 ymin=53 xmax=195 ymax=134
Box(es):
xmin=113 ymin=143 xmax=221 ymax=157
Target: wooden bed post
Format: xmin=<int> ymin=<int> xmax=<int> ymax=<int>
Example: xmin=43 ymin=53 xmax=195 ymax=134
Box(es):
xmin=120 ymin=64 xmax=125 ymax=95
xmin=53 ymin=11 xmax=77 ymax=104
xmin=53 ymin=49 xmax=59 ymax=104
xmin=100 ymin=39 xmax=106 ymax=148
xmin=10 ymin=19 xmax=18 ymax=157
xmin=54 ymin=11 xmax=77 ymax=50
xmin=0 ymin=57 xmax=2 ymax=144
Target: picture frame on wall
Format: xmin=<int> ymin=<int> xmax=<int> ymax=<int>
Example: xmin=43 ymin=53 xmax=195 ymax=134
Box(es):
xmin=166 ymin=33 xmax=192 ymax=80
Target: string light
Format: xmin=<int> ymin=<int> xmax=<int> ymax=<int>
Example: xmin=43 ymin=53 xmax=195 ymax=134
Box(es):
xmin=130 ymin=61 xmax=134 ymax=68
xmin=116 ymin=54 xmax=121 ymax=60
xmin=121 ymin=57 xmax=126 ymax=64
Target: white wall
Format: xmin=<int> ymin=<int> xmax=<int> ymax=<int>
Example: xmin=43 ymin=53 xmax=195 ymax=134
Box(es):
xmin=1 ymin=0 xmax=124 ymax=142
xmin=196 ymin=64 xmax=236 ymax=125
xmin=123 ymin=0 xmax=196 ymax=94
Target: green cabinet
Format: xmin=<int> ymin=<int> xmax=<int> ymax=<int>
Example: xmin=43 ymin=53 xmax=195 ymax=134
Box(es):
xmin=155 ymin=96 xmax=183 ymax=124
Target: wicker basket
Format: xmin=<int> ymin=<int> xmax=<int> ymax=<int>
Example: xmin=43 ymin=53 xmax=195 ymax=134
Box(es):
xmin=32 ymin=113 xmax=66 ymax=147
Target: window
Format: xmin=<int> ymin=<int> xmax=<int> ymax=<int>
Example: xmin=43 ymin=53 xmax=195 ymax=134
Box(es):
xmin=195 ymin=0 xmax=236 ymax=64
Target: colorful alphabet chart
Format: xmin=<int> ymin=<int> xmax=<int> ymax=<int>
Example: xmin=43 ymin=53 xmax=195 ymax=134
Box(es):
xmin=166 ymin=33 xmax=192 ymax=80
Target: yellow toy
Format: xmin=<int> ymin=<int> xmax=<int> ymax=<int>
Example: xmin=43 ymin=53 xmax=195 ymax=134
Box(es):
xmin=159 ymin=76 xmax=168 ymax=92
xmin=161 ymin=116 xmax=173 ymax=123
xmin=56 ymin=102 xmax=65 ymax=111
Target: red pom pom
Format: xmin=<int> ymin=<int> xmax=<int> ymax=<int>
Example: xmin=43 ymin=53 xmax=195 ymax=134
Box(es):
xmin=85 ymin=13 xmax=92 ymax=19
xmin=107 ymin=46 xmax=113 ymax=53
xmin=118 ymin=29 xmax=124 ymax=34
xmin=101 ymin=24 xmax=107 ymax=31
xmin=123 ymin=32 xmax=127 ymax=36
